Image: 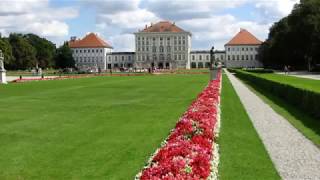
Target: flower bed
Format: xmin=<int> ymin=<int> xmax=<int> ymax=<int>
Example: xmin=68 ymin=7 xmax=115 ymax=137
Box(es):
xmin=136 ymin=70 xmax=221 ymax=180
xmin=11 ymin=73 xmax=150 ymax=83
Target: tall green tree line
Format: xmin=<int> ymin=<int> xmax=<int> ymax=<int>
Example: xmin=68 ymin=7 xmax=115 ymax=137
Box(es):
xmin=260 ymin=0 xmax=320 ymax=71
xmin=0 ymin=33 xmax=74 ymax=70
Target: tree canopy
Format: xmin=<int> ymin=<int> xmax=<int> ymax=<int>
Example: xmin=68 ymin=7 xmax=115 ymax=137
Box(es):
xmin=0 ymin=33 xmax=74 ymax=70
xmin=260 ymin=0 xmax=320 ymax=70
xmin=54 ymin=42 xmax=75 ymax=69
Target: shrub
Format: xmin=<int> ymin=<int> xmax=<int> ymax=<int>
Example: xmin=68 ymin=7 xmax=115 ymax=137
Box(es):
xmin=233 ymin=70 xmax=320 ymax=119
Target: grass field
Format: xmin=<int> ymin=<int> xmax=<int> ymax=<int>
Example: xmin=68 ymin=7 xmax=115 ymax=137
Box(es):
xmin=0 ymin=74 xmax=208 ymax=179
xmin=218 ymin=73 xmax=280 ymax=180
xmin=252 ymin=73 xmax=320 ymax=93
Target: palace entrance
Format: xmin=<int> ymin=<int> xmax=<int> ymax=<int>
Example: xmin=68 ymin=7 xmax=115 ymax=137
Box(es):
xmin=158 ymin=62 xmax=164 ymax=69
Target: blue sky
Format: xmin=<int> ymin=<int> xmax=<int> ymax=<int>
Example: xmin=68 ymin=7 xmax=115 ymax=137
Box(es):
xmin=0 ymin=0 xmax=299 ymax=51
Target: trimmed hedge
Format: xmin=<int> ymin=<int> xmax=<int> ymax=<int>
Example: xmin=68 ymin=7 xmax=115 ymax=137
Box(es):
xmin=232 ymin=69 xmax=320 ymax=119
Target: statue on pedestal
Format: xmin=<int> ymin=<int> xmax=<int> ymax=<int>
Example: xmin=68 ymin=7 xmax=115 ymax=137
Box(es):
xmin=209 ymin=46 xmax=218 ymax=80
xmin=0 ymin=50 xmax=7 ymax=84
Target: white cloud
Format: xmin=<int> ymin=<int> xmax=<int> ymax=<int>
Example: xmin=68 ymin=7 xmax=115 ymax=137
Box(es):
xmin=255 ymin=0 xmax=299 ymax=21
xmin=97 ymin=9 xmax=159 ymax=30
xmin=179 ymin=15 xmax=271 ymax=50
xmin=109 ymin=33 xmax=135 ymax=52
xmin=145 ymin=0 xmax=248 ymax=20
xmin=0 ymin=0 xmax=78 ymax=39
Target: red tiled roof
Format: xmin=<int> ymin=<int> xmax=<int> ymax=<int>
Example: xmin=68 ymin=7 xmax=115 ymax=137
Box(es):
xmin=68 ymin=33 xmax=112 ymax=48
xmin=225 ymin=29 xmax=262 ymax=46
xmin=141 ymin=21 xmax=187 ymax=33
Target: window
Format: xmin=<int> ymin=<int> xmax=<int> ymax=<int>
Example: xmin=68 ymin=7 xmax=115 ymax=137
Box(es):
xmin=199 ymin=55 xmax=202 ymax=60
xmin=192 ymin=55 xmax=195 ymax=60
xmin=246 ymin=55 xmax=249 ymax=60
xmin=228 ymin=55 xmax=230 ymax=60
xmin=159 ymin=46 xmax=164 ymax=52
xmin=232 ymin=55 xmax=235 ymax=60
xmin=237 ymin=55 xmax=239 ymax=60
xmin=167 ymin=46 xmax=171 ymax=52
xmin=182 ymin=40 xmax=185 ymax=45
xmin=122 ymin=56 xmax=124 ymax=61
xmin=152 ymin=46 xmax=156 ymax=52
xmin=115 ymin=56 xmax=118 ymax=61
xmin=80 ymin=50 xmax=82 ymax=53
xmin=174 ymin=55 xmax=177 ymax=60
xmin=128 ymin=56 xmax=131 ymax=61
xmin=206 ymin=55 xmax=209 ymax=60
xmin=84 ymin=50 xmax=86 ymax=53
xmin=76 ymin=50 xmax=78 ymax=53
xmin=100 ymin=49 xmax=103 ymax=53
xmin=178 ymin=54 xmax=181 ymax=60
xmin=242 ymin=55 xmax=244 ymax=60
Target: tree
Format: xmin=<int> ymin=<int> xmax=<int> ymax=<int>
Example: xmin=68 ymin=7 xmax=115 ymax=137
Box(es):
xmin=0 ymin=37 xmax=14 ymax=68
xmin=24 ymin=34 xmax=56 ymax=68
xmin=260 ymin=0 xmax=320 ymax=70
xmin=54 ymin=42 xmax=75 ymax=69
xmin=9 ymin=33 xmax=37 ymax=70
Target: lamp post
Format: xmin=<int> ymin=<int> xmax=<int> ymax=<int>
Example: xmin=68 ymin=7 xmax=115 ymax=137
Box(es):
xmin=0 ymin=50 xmax=7 ymax=84
xmin=209 ymin=46 xmax=217 ymax=80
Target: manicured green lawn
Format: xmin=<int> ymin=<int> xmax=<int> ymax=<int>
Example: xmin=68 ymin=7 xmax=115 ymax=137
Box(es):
xmin=253 ymin=73 xmax=320 ymax=93
xmin=0 ymin=74 xmax=208 ymax=179
xmin=218 ymin=74 xmax=280 ymax=180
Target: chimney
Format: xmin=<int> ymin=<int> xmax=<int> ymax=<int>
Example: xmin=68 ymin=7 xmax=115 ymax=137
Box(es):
xmin=145 ymin=24 xmax=147 ymax=29
xmin=70 ymin=36 xmax=77 ymax=42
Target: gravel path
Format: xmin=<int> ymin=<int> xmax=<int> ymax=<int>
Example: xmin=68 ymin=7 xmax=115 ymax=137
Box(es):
xmin=225 ymin=69 xmax=320 ymax=180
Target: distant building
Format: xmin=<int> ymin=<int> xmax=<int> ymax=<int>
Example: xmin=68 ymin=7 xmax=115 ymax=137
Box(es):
xmin=106 ymin=52 xmax=135 ymax=69
xmin=69 ymin=33 xmax=113 ymax=71
xmin=225 ymin=29 xmax=262 ymax=68
xmin=68 ymin=27 xmax=263 ymax=71
xmin=189 ymin=50 xmax=226 ymax=68
xmin=134 ymin=21 xmax=192 ymax=69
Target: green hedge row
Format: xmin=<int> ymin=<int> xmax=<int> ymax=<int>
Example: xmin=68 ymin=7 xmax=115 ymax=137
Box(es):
xmin=232 ymin=69 xmax=320 ymax=119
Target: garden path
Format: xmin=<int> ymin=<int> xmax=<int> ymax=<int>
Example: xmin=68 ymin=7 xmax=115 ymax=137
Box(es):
xmin=225 ymin=69 xmax=320 ymax=180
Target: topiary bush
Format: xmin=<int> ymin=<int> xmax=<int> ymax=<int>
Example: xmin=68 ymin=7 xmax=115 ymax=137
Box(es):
xmin=233 ymin=69 xmax=320 ymax=119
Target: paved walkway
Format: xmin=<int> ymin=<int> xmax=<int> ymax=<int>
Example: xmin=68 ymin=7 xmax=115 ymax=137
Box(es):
xmin=225 ymin=69 xmax=320 ymax=180
xmin=277 ymin=71 xmax=320 ymax=80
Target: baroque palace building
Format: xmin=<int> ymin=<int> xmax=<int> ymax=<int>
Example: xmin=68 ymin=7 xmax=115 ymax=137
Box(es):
xmin=69 ymin=33 xmax=113 ymax=71
xmin=69 ymin=21 xmax=262 ymax=71
xmin=134 ymin=21 xmax=192 ymax=69
xmin=225 ymin=29 xmax=263 ymax=68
